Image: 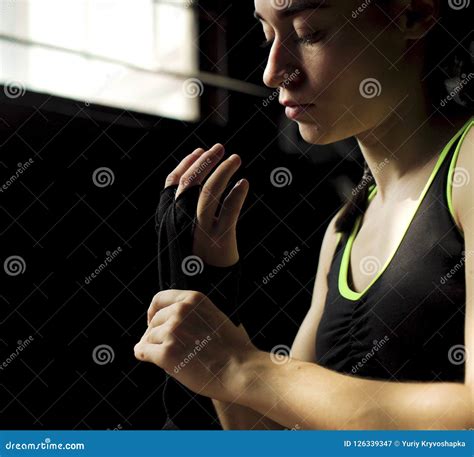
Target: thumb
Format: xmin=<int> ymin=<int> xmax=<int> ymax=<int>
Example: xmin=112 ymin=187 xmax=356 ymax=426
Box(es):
xmin=218 ymin=178 xmax=249 ymax=230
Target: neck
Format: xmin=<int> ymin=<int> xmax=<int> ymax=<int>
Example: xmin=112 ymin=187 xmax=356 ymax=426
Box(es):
xmin=354 ymin=93 xmax=469 ymax=202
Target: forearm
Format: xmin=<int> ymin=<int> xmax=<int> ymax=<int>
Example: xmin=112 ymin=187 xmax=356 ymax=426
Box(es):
xmin=211 ymin=399 xmax=285 ymax=430
xmin=212 ymin=324 xmax=285 ymax=430
xmin=228 ymin=350 xmax=473 ymax=430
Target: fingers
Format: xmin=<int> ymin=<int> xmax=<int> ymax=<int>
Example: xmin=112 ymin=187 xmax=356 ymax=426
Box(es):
xmin=175 ymin=144 xmax=225 ymax=199
xmin=164 ymin=147 xmax=206 ymax=188
xmin=148 ymin=302 xmax=179 ymax=327
xmin=147 ymin=290 xmax=189 ymax=325
xmin=218 ymin=178 xmax=249 ymax=231
xmin=196 ymin=154 xmax=242 ymax=229
xmin=146 ymin=324 xmax=169 ymax=344
xmin=134 ymin=341 xmax=163 ymax=364
xmin=146 ymin=290 xmax=205 ymax=325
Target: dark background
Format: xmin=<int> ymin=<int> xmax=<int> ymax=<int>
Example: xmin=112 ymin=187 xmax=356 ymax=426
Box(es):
xmin=0 ymin=1 xmax=363 ymax=429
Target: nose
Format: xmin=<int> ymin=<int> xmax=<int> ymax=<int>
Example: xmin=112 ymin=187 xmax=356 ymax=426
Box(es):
xmin=262 ymin=38 xmax=302 ymax=89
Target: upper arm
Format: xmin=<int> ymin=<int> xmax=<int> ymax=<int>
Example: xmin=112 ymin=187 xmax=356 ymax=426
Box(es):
xmin=452 ymin=122 xmax=474 ymax=393
xmin=291 ymin=208 xmax=344 ymax=362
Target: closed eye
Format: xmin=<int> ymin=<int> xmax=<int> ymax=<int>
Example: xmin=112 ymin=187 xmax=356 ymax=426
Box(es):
xmin=295 ymin=30 xmax=325 ymax=46
xmin=259 ymin=31 xmax=325 ymax=49
xmin=259 ymin=38 xmax=274 ymax=49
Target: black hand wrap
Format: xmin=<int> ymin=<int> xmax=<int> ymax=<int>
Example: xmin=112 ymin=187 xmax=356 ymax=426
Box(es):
xmin=155 ymin=183 xmax=242 ymax=429
xmin=155 ymin=183 xmax=242 ymax=325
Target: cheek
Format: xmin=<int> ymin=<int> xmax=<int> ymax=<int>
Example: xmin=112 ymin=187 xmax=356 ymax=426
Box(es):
xmin=320 ymin=31 xmax=386 ymax=94
xmin=301 ymin=31 xmax=373 ymax=107
xmin=299 ymin=37 xmax=368 ymax=127
xmin=310 ymin=30 xmax=402 ymax=123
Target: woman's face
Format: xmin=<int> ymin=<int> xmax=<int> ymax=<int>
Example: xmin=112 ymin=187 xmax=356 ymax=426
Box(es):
xmin=254 ymin=0 xmax=418 ymax=145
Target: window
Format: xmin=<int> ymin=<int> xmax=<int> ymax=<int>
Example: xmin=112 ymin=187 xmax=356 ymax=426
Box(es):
xmin=0 ymin=0 xmax=200 ymax=121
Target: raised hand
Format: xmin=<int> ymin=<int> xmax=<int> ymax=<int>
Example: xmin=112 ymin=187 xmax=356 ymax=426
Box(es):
xmin=164 ymin=143 xmax=249 ymax=267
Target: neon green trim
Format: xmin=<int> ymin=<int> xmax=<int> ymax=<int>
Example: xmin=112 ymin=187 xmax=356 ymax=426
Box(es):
xmin=338 ymin=118 xmax=473 ymax=301
xmin=446 ymin=117 xmax=474 ymax=238
xmin=338 ymin=186 xmax=378 ymax=300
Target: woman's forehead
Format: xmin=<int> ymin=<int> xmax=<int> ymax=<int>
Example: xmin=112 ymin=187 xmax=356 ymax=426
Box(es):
xmin=254 ymin=0 xmax=334 ymax=23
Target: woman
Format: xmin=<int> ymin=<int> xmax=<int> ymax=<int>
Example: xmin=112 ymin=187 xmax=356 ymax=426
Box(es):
xmin=135 ymin=0 xmax=473 ymax=429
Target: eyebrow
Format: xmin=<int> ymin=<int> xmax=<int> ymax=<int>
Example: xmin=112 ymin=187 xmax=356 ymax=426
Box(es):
xmin=253 ymin=0 xmax=330 ymax=22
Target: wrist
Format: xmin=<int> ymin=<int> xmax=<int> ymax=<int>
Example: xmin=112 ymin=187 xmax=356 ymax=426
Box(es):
xmin=197 ymin=260 xmax=242 ymax=326
xmin=222 ymin=347 xmax=269 ymax=406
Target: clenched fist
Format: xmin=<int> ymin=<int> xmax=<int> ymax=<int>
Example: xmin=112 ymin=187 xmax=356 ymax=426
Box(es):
xmin=134 ymin=289 xmax=257 ymax=401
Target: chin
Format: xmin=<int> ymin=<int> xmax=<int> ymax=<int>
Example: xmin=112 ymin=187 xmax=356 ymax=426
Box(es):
xmin=297 ymin=122 xmax=332 ymax=145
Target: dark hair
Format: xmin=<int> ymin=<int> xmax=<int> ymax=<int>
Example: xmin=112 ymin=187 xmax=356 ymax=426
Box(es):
xmin=335 ymin=0 xmax=473 ymax=234
xmin=424 ymin=1 xmax=474 ymax=115
xmin=335 ymin=162 xmax=374 ymax=234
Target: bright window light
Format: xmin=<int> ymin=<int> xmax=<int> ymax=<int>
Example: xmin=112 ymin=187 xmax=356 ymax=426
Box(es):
xmin=0 ymin=0 xmax=200 ymax=121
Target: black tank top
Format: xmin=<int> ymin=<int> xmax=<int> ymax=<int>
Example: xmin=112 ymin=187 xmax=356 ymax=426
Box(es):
xmin=315 ymin=117 xmax=473 ymax=382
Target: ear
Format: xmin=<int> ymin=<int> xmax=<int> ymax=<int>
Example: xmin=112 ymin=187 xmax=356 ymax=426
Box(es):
xmin=399 ymin=0 xmax=438 ymax=40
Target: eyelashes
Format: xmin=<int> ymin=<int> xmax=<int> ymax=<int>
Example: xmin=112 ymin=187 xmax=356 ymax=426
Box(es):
xmin=295 ymin=31 xmax=326 ymax=46
xmin=259 ymin=38 xmax=274 ymax=49
xmin=259 ymin=31 xmax=325 ymax=50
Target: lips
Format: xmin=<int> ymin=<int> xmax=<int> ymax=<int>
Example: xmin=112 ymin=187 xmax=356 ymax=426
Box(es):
xmin=280 ymin=99 xmax=312 ymax=107
xmin=284 ymin=104 xmax=314 ymax=120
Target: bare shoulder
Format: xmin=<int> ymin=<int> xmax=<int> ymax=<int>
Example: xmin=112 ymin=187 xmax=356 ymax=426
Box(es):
xmin=290 ymin=205 xmax=346 ymax=361
xmin=452 ymin=119 xmax=474 ymax=232
xmin=320 ymin=207 xmax=345 ymax=269
xmin=311 ymin=206 xmax=346 ymax=306
xmin=313 ymin=203 xmax=349 ymax=288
